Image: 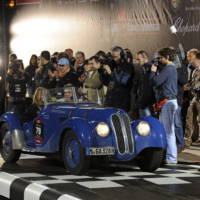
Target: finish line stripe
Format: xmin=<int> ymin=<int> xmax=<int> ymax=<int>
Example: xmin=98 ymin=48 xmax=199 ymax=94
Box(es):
xmin=0 ymin=172 xmax=81 ymax=200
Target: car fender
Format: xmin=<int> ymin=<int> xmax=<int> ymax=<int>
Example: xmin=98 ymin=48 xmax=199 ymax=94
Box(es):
xmin=132 ymin=116 xmax=167 ymax=155
xmin=59 ymin=118 xmax=95 ymax=149
xmin=0 ymin=113 xmax=22 ymax=130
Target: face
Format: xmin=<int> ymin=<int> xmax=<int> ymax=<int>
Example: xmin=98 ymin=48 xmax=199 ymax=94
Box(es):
xmin=158 ymin=56 xmax=168 ymax=65
xmin=89 ymin=59 xmax=100 ymax=69
xmin=136 ymin=54 xmax=148 ymax=65
xmin=76 ymin=53 xmax=85 ymax=65
xmin=65 ymin=49 xmax=73 ymax=58
xmin=64 ymin=89 xmax=73 ymax=102
xmin=84 ymin=63 xmax=93 ymax=72
xmin=187 ymin=52 xmax=196 ymax=64
xmin=112 ymin=51 xmax=121 ymax=62
xmin=31 ymin=56 xmax=37 ymax=65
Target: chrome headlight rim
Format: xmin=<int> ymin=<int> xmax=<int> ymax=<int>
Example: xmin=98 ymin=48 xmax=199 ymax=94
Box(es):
xmin=136 ymin=121 xmax=151 ymax=136
xmin=96 ymin=122 xmax=110 ymax=138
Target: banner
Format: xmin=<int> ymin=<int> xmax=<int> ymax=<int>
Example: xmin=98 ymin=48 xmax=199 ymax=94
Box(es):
xmin=14 ymin=0 xmax=200 ymax=57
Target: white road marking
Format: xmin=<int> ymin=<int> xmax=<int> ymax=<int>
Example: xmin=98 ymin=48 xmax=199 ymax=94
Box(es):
xmin=77 ymin=180 xmax=123 ymax=189
xmin=12 ymin=173 xmax=45 ymax=178
xmin=50 ymin=175 xmax=92 ymax=180
xmin=57 ymin=194 xmax=81 ymax=200
xmin=115 ymin=172 xmax=155 ymax=176
xmin=162 ymin=173 xmax=200 ymax=178
xmin=33 ymin=179 xmax=72 ymax=184
xmin=144 ymin=177 xmax=191 ymax=185
xmin=96 ymin=176 xmax=139 ymax=181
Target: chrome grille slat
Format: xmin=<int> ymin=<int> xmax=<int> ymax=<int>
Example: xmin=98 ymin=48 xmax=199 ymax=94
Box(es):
xmin=122 ymin=113 xmax=134 ymax=153
xmin=111 ymin=113 xmax=134 ymax=155
xmin=111 ymin=114 xmax=125 ymax=153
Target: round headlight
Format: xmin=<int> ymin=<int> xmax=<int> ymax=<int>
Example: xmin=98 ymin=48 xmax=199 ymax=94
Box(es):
xmin=136 ymin=121 xmax=150 ymax=136
xmin=96 ymin=122 xmax=110 ymax=137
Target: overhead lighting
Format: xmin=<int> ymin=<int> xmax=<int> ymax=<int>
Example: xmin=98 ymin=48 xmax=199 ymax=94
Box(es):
xmin=170 ymin=25 xmax=177 ymax=34
xmin=8 ymin=0 xmax=15 ymax=8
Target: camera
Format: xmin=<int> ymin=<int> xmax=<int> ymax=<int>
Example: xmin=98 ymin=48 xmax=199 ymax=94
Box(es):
xmin=99 ymin=53 xmax=114 ymax=66
xmin=151 ymin=58 xmax=159 ymax=67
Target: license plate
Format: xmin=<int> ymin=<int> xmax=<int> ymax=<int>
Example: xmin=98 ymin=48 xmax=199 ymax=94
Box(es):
xmin=89 ymin=147 xmax=115 ymax=156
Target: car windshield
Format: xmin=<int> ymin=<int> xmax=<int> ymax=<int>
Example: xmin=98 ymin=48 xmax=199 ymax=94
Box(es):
xmin=45 ymin=87 xmax=102 ymax=105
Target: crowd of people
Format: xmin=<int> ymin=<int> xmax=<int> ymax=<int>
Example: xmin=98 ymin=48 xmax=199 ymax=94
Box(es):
xmin=5 ymin=46 xmax=200 ymax=165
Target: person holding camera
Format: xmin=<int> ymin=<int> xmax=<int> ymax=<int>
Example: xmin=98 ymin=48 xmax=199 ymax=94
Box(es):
xmin=98 ymin=46 xmax=134 ymax=112
xmin=184 ymin=52 xmax=200 ymax=147
xmin=150 ymin=47 xmax=178 ymax=164
xmin=6 ymin=60 xmax=29 ymax=112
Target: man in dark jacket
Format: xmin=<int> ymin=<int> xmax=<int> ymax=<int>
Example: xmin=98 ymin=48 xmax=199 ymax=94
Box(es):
xmin=35 ymin=51 xmax=56 ymax=89
xmin=99 ymin=46 xmax=134 ymax=112
xmin=136 ymin=50 xmax=156 ymax=117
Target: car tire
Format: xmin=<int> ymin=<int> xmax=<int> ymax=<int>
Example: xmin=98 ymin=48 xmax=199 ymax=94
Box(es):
xmin=0 ymin=123 xmax=21 ymax=163
xmin=61 ymin=131 xmax=90 ymax=175
xmin=137 ymin=148 xmax=164 ymax=172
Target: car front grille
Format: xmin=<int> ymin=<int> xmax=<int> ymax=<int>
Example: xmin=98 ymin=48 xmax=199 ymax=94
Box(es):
xmin=111 ymin=113 xmax=134 ymax=154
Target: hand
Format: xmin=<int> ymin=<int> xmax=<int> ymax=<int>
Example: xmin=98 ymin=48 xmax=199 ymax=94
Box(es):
xmin=103 ymin=65 xmax=112 ymax=74
xmin=151 ymin=64 xmax=157 ymax=72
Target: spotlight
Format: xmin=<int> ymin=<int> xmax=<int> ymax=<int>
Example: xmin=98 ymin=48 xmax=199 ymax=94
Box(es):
xmin=170 ymin=25 xmax=177 ymax=34
xmin=7 ymin=0 xmax=15 ymax=8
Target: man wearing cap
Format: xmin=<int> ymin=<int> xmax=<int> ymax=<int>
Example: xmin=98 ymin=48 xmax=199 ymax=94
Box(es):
xmin=35 ymin=51 xmax=57 ymax=89
xmin=57 ymin=58 xmax=70 ymax=78
xmin=56 ymin=58 xmax=80 ymax=88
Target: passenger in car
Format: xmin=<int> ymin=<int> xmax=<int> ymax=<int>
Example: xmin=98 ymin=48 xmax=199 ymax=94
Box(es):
xmin=21 ymin=87 xmax=47 ymax=123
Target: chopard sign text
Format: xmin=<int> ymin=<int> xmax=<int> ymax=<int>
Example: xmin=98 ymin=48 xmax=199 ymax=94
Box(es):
xmin=174 ymin=17 xmax=200 ymax=36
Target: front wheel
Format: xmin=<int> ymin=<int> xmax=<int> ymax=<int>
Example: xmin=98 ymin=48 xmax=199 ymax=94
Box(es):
xmin=0 ymin=123 xmax=21 ymax=163
xmin=136 ymin=148 xmax=164 ymax=172
xmin=61 ymin=131 xmax=90 ymax=175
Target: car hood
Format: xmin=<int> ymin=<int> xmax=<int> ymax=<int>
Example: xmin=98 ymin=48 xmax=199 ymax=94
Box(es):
xmin=48 ymin=103 xmax=125 ymax=122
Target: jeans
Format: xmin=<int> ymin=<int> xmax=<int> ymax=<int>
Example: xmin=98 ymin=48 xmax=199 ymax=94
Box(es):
xmin=139 ymin=107 xmax=152 ymax=118
xmin=175 ymin=106 xmax=184 ymax=147
xmin=159 ymin=99 xmax=178 ymax=163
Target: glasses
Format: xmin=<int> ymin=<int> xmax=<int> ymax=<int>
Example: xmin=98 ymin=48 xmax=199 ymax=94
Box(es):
xmin=59 ymin=64 xmax=65 ymax=67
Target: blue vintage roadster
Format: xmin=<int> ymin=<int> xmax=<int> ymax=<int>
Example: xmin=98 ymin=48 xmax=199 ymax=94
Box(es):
xmin=0 ymin=87 xmax=167 ymax=174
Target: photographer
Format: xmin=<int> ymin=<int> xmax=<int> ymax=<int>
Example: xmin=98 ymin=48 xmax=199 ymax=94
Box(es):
xmin=184 ymin=51 xmax=200 ymax=147
xmin=6 ymin=60 xmax=29 ymax=112
xmin=98 ymin=46 xmax=134 ymax=112
xmin=150 ymin=47 xmax=178 ymax=165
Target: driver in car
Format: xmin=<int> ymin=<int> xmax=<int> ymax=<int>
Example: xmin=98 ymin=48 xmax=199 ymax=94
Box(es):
xmin=64 ymin=88 xmax=73 ymax=102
